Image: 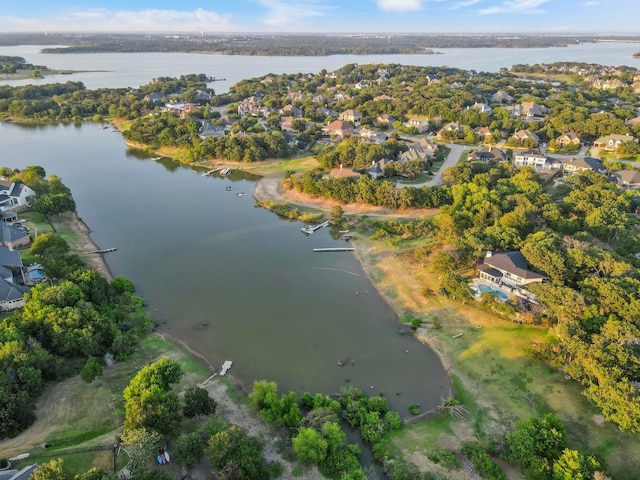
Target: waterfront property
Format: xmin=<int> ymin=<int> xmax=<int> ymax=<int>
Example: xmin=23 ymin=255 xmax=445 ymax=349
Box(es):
xmin=0 ymin=180 xmax=35 ymax=210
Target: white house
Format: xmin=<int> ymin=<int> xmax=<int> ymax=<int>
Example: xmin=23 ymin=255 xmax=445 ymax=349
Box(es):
xmin=0 ymin=180 xmax=35 ymax=211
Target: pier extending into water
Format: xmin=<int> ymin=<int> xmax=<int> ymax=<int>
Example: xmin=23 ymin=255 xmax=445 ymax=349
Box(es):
xmin=313 ymin=247 xmax=355 ymax=252
xmin=301 ymin=220 xmax=330 ymax=235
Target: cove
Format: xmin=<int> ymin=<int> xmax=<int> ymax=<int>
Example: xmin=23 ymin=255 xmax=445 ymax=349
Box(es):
xmin=1 ymin=121 xmax=450 ymax=415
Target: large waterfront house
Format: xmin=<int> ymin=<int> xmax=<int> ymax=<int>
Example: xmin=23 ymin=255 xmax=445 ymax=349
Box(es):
xmin=0 ymin=223 xmax=30 ymax=251
xmin=0 ymin=180 xmax=35 ymax=211
xmin=477 ymin=251 xmax=547 ymax=289
xmin=468 ymin=147 xmax=507 ymax=163
xmin=612 ymin=169 xmax=640 ymax=190
xmin=323 ymin=120 xmax=354 ymax=138
xmin=0 ymin=246 xmax=31 ymax=311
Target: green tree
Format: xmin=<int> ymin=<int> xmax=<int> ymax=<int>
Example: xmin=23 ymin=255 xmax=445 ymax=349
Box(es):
xmin=293 ymin=427 xmax=328 ymax=464
xmin=506 ymin=413 xmax=567 ymax=468
xmin=32 ymin=458 xmax=69 ymax=480
xmin=208 ymin=425 xmax=271 ymax=479
xmin=175 ymin=431 xmax=204 ymax=469
xmin=552 ymin=449 xmax=601 ymax=480
xmin=123 ymin=357 xmax=183 ymax=436
xmin=80 ymin=357 xmax=104 ymax=383
xmin=182 ymin=386 xmax=217 ymax=418
xmin=330 ymin=205 xmax=344 ymax=226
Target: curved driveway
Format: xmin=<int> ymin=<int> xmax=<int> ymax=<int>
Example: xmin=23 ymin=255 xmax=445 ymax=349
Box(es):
xmin=397 ymin=143 xmax=468 ymax=188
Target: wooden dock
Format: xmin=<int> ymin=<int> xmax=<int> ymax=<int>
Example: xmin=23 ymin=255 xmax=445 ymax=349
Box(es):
xmin=313 ymin=247 xmax=355 ymax=252
xmin=87 ymin=247 xmax=117 ymax=254
xmin=301 ymin=220 xmax=330 ymax=235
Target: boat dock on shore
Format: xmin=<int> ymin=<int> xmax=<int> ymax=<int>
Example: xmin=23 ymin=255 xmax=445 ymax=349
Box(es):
xmin=313 ymin=247 xmax=355 ymax=252
xmin=301 ymin=220 xmax=330 ymax=235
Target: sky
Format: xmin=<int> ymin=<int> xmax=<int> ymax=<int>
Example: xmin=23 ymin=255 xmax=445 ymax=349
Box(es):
xmin=0 ymin=0 xmax=638 ymax=35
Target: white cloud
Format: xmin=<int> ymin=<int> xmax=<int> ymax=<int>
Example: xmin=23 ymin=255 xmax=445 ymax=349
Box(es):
xmin=257 ymin=0 xmax=327 ymax=28
xmin=377 ymin=0 xmax=425 ymax=12
xmin=0 ymin=8 xmax=234 ymax=32
xmin=452 ymin=0 xmax=482 ymax=9
xmin=479 ymin=0 xmax=548 ymax=15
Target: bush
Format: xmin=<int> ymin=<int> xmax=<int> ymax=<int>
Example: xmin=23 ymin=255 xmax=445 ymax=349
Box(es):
xmin=408 ymin=403 xmax=420 ymax=415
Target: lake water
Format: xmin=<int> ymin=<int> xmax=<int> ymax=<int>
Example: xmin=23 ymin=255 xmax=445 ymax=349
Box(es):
xmin=1 ymin=41 xmax=639 ymax=92
xmin=1 ymin=41 xmax=637 ymax=416
xmin=0 ymin=121 xmax=450 ymax=415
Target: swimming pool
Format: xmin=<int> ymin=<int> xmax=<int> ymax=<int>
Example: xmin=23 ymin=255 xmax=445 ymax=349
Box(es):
xmin=28 ymin=268 xmax=45 ymax=282
xmin=477 ymin=284 xmax=510 ymax=301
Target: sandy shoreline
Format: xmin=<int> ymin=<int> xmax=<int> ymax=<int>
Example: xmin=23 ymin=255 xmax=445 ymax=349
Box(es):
xmin=63 ymin=212 xmax=114 ymax=282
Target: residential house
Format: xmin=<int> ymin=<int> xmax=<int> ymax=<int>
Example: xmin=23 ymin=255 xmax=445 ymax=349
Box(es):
xmin=358 ymin=128 xmax=388 ymax=144
xmin=373 ymin=114 xmax=395 ymax=128
xmin=280 ymin=105 xmax=304 ymax=118
xmin=399 ymin=138 xmax=438 ymax=162
xmin=513 ymin=149 xmax=551 ymax=169
xmin=316 ymin=107 xmax=339 ymax=118
xmin=612 ymin=170 xmax=640 ymax=189
xmin=329 ymin=165 xmax=361 ymax=179
xmin=193 ymin=90 xmax=212 ymax=103
xmin=0 ymin=180 xmax=35 ymax=211
xmin=425 ymin=74 xmax=440 ymax=84
xmin=473 ymin=126 xmax=492 ymax=140
xmin=468 ymin=147 xmax=507 ymax=163
xmin=143 ymin=92 xmax=164 ymax=106
xmin=469 ymin=102 xmax=493 ymax=114
xmin=339 ymin=109 xmax=362 ymax=125
xmin=405 ymin=118 xmax=430 ymax=133
xmin=555 ymin=132 xmax=581 ymax=148
xmin=593 ymin=133 xmax=637 ymax=152
xmin=0 ymin=246 xmax=29 ymax=311
xmin=285 ymin=91 xmax=305 ymax=102
xmin=478 ymin=251 xmax=547 ymax=289
xmin=562 ymin=157 xmax=606 ymax=175
xmin=322 ymin=120 xmax=354 ymax=138
xmin=437 ymin=122 xmax=465 ymax=138
xmin=280 ymin=117 xmax=299 ymax=132
xmin=509 ymin=129 xmax=540 ymax=146
xmin=198 ymin=123 xmax=226 ymax=139
xmin=164 ymin=102 xmax=198 ymax=114
xmin=506 ymin=101 xmax=548 ymax=119
xmin=491 ymin=90 xmax=514 ymax=104
xmin=0 ymin=223 xmax=29 ymax=251
xmin=282 ymin=132 xmax=299 ymax=148
xmin=366 ymin=158 xmax=393 ymax=179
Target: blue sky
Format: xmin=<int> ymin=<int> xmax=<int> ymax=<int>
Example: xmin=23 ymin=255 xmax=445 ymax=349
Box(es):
xmin=0 ymin=0 xmax=637 ymax=35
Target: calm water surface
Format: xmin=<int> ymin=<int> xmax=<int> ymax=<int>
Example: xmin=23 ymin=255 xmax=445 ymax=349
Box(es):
xmin=1 ymin=42 xmax=639 ymax=92
xmin=1 ymin=121 xmax=450 ymax=414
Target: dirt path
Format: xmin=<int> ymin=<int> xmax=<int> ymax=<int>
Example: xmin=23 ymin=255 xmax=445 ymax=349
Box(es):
xmin=200 ymin=377 xmax=324 ymax=480
xmin=254 ymin=175 xmax=439 ymax=218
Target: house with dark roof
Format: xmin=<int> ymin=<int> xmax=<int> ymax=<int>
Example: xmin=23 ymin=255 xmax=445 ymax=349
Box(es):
xmin=366 ymin=158 xmax=393 ymax=179
xmin=0 ymin=180 xmax=35 ymax=211
xmin=478 ymin=251 xmax=547 ymax=289
xmin=0 ymin=223 xmax=29 ymax=251
xmin=0 ymin=246 xmax=29 ymax=311
xmin=0 ymin=463 xmax=39 ymax=480
xmin=198 ymin=123 xmax=226 ymax=139
xmin=562 ymin=157 xmax=606 ymax=175
xmin=468 ymin=147 xmax=507 ymax=163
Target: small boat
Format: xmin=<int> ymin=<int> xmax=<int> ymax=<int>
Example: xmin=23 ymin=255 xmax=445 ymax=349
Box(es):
xmin=164 ymin=450 xmax=170 ymax=463
xmin=157 ymin=455 xmax=163 ymax=465
xmin=225 ymin=186 xmax=232 ymax=191
xmin=236 ymin=192 xmax=247 ymax=197
xmin=161 ymin=453 xmax=167 ymax=464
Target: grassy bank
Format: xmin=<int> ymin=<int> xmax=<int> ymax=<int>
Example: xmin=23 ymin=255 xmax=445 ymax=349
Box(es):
xmin=4 ymin=334 xmax=210 ymax=474
xmin=353 ymin=235 xmax=640 ymax=479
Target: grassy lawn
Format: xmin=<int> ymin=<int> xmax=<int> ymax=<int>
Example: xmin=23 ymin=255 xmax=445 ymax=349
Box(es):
xmin=0 ymin=333 xmax=211 ymax=475
xmin=352 ymin=233 xmax=640 ymax=479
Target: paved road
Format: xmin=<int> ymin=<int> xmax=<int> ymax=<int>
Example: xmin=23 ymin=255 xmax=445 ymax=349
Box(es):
xmin=397 ymin=143 xmax=468 ymax=188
